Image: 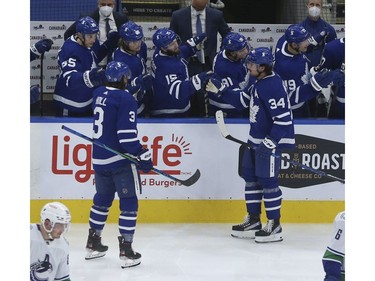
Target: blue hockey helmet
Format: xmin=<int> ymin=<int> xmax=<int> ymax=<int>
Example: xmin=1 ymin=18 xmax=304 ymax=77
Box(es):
xmin=76 ymin=16 xmax=99 ymax=34
xmin=105 ymin=61 xmax=132 ymax=82
xmin=223 ymin=32 xmax=248 ymax=52
xmin=152 ymin=28 xmax=178 ymax=49
xmin=119 ymin=21 xmax=144 ymax=41
xmin=246 ymin=47 xmax=273 ymax=66
xmin=285 ymin=24 xmax=311 ymax=44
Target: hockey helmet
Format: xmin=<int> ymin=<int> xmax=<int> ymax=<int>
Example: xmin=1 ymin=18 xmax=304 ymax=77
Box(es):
xmin=105 ymin=61 xmax=132 ymax=82
xmin=285 ymin=24 xmax=311 ymax=44
xmin=120 ymin=21 xmax=144 ymax=42
xmin=76 ymin=16 xmax=99 ymax=35
xmin=40 ymin=202 xmax=71 ymax=234
xmin=152 ymin=28 xmax=178 ymax=49
xmin=246 ymin=47 xmax=273 ymax=66
xmin=223 ymin=32 xmax=248 ymax=52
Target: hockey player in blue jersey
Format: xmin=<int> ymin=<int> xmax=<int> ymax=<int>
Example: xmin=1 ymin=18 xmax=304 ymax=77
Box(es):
xmin=206 ymin=47 xmax=339 ymax=242
xmin=53 ymin=16 xmax=119 ymax=117
xmin=209 ymin=32 xmax=251 ymax=117
xmin=206 ymin=47 xmax=295 ymax=243
xmin=274 ymin=24 xmax=313 ymax=118
xmin=114 ymin=21 xmax=153 ymax=117
xmin=150 ymin=28 xmax=212 ymax=117
xmin=85 ymin=61 xmax=152 ymax=268
xmin=315 ymin=37 xmax=345 ymax=119
xmin=274 ymin=24 xmax=341 ymax=118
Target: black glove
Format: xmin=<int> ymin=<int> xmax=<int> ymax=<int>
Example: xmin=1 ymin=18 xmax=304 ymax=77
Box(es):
xmin=255 ymin=137 xmax=277 ymax=159
xmin=205 ymin=77 xmax=227 ymax=97
xmin=191 ymin=71 xmax=214 ymax=91
xmin=136 ymin=148 xmax=153 ymax=173
xmin=310 ymin=68 xmax=333 ymax=91
xmin=102 ymin=30 xmax=120 ymax=50
xmin=31 ymin=39 xmax=54 ymax=56
xmin=83 ymin=68 xmax=107 ymax=88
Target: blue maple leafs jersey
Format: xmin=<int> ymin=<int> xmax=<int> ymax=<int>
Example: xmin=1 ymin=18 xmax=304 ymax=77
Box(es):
xmin=209 ymin=50 xmax=250 ymax=117
xmin=113 ymin=44 xmax=150 ymax=115
xmin=318 ymin=37 xmax=345 ymax=119
xmin=54 ymin=37 xmax=101 ymax=114
xmin=318 ymin=38 xmax=345 ymax=70
xmin=91 ymin=86 xmax=143 ymax=171
xmin=274 ymin=36 xmax=321 ymax=118
xmin=150 ymin=44 xmax=199 ymax=116
xmin=222 ymin=72 xmax=295 ymax=149
xmin=300 ymin=17 xmax=337 ymax=67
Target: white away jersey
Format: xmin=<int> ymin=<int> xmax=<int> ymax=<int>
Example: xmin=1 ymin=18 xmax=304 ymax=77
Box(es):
xmin=30 ymin=224 xmax=70 ymax=281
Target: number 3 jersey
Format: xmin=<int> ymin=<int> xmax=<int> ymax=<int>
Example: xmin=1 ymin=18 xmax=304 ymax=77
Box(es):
xmin=30 ymin=224 xmax=70 ymax=281
xmin=91 ymin=86 xmax=143 ymax=171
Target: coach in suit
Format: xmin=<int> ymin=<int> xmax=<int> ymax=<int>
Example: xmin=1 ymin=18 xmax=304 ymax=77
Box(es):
xmin=64 ymin=0 xmax=128 ymax=66
xmin=170 ymin=0 xmax=230 ymax=116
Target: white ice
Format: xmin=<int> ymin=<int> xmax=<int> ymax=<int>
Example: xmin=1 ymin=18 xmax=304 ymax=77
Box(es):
xmin=66 ymin=223 xmax=332 ymax=281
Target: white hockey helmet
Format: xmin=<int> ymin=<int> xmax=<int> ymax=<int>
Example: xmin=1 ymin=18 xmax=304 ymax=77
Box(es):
xmin=40 ymin=202 xmax=71 ymax=235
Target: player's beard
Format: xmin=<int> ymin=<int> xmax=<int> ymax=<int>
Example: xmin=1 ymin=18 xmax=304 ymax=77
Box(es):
xmin=164 ymin=48 xmax=180 ymax=56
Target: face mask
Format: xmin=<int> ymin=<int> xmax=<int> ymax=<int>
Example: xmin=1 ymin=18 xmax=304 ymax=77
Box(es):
xmin=99 ymin=6 xmax=113 ymax=17
xmin=308 ymin=6 xmax=321 ymax=17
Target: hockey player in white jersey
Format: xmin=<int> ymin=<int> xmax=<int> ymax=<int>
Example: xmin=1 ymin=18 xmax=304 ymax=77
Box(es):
xmin=30 ymin=202 xmax=72 ymax=281
xmin=322 ymin=211 xmax=345 ymax=281
xmin=85 ymin=61 xmax=152 ymax=268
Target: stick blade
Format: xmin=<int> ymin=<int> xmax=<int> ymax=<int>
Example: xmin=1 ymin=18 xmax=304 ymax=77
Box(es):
xmin=179 ymin=169 xmax=201 ymax=187
xmin=215 ymin=110 xmax=230 ymax=137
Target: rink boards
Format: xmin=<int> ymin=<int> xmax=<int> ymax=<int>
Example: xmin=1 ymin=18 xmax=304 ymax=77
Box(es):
xmin=30 ymin=118 xmax=345 ymax=223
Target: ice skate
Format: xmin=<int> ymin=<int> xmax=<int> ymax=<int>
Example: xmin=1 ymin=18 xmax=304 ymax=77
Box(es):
xmin=231 ymin=214 xmax=262 ymax=239
xmin=118 ymin=236 xmax=141 ymax=268
xmin=85 ymin=229 xmax=108 ymax=260
xmin=255 ymin=219 xmax=283 ymax=243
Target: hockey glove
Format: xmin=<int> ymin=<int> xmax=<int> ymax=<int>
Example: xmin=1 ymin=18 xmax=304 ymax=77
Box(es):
xmin=30 ymin=85 xmax=40 ymax=104
xmin=310 ymin=68 xmax=333 ymax=91
xmin=83 ymin=68 xmax=107 ymax=88
xmin=102 ymin=30 xmax=120 ymax=50
xmin=191 ymin=71 xmax=213 ymax=91
xmin=187 ymin=33 xmax=207 ymax=51
xmin=308 ymin=27 xmax=328 ymax=46
xmin=128 ymin=73 xmax=153 ymax=101
xmin=136 ymin=148 xmax=153 ymax=173
xmin=255 ymin=137 xmax=277 ymax=159
xmin=31 ymin=38 xmax=54 ymax=56
xmin=205 ymin=77 xmax=227 ymax=97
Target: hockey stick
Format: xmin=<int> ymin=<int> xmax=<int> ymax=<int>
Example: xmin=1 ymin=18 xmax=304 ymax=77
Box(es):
xmin=61 ymin=125 xmax=201 ymax=187
xmin=215 ymin=110 xmax=345 ymax=184
xmin=40 ymin=53 xmax=44 ymax=116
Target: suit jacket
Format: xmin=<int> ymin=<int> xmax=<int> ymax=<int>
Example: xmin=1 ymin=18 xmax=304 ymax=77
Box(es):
xmin=64 ymin=9 xmax=128 ymax=40
xmin=170 ymin=6 xmax=230 ymax=64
